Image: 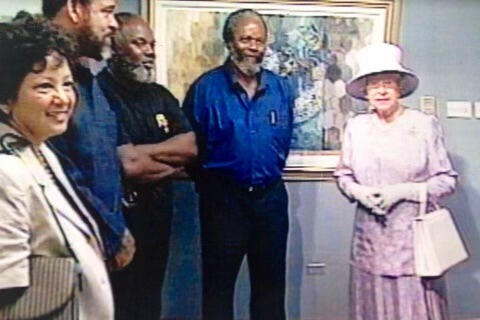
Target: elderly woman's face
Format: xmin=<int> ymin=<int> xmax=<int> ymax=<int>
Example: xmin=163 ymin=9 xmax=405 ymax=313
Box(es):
xmin=8 ymin=53 xmax=76 ymax=144
xmin=366 ymin=73 xmax=401 ymax=112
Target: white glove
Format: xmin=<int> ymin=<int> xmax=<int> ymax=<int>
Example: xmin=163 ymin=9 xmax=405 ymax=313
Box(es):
xmin=344 ymin=182 xmax=383 ymax=211
xmin=373 ymin=183 xmax=426 ymax=214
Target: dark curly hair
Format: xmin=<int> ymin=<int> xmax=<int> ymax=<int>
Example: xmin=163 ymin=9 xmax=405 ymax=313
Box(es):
xmin=0 ymin=11 xmax=77 ymax=104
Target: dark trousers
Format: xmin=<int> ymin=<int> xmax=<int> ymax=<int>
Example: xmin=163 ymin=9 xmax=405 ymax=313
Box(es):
xmin=111 ymin=186 xmax=173 ymax=320
xmin=198 ymin=178 xmax=289 ymax=320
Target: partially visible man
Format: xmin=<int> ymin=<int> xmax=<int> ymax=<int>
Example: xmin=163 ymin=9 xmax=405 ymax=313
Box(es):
xmin=184 ymin=9 xmax=294 ymax=320
xmin=97 ymin=13 xmax=197 ymax=319
xmin=43 ymin=0 xmax=135 ymax=269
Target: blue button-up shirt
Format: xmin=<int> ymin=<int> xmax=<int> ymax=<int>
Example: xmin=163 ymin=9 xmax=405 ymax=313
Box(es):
xmin=50 ymin=65 xmax=128 ymax=257
xmin=184 ymin=61 xmax=294 ymax=187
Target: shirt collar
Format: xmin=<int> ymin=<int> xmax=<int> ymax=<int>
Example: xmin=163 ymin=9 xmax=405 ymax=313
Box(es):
xmin=77 ymin=57 xmax=106 ymax=76
xmin=73 ymin=64 xmax=94 ymax=85
xmin=223 ymin=58 xmax=269 ymax=93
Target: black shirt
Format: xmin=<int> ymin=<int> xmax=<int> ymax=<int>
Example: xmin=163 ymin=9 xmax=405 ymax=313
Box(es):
xmin=97 ymin=68 xmax=192 ymax=145
xmin=97 ymin=68 xmax=192 ymax=207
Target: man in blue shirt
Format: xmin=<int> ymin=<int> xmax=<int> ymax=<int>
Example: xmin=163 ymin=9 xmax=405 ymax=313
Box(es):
xmin=184 ymin=9 xmax=294 ymax=320
xmin=43 ymin=0 xmax=135 ymax=269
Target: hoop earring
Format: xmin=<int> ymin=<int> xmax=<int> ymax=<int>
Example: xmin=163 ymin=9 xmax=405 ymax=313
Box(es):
xmin=0 ymin=103 xmax=12 ymax=118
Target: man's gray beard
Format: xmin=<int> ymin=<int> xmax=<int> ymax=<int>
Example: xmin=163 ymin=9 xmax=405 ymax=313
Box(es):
xmin=130 ymin=64 xmax=155 ymax=83
xmin=113 ymin=58 xmax=155 ymax=84
xmin=230 ymin=52 xmax=262 ymax=77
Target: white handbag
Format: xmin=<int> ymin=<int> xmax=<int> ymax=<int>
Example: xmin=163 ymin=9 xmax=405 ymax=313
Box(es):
xmin=413 ymin=184 xmax=468 ymax=277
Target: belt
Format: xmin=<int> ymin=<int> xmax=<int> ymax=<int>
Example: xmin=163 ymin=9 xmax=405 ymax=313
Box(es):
xmin=202 ymin=174 xmax=281 ymax=196
xmin=244 ymin=180 xmax=280 ymax=193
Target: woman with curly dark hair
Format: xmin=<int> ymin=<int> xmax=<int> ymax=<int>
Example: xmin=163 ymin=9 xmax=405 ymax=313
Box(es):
xmin=0 ymin=12 xmax=113 ymax=319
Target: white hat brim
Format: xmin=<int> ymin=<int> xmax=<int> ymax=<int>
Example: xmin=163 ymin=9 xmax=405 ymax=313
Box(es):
xmin=346 ymin=70 xmax=419 ymax=101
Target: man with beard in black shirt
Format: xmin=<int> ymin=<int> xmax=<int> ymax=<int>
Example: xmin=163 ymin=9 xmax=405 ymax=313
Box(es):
xmin=97 ymin=12 xmax=197 ymax=320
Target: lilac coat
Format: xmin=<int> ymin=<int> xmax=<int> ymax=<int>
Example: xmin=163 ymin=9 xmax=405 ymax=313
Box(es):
xmin=335 ymin=109 xmax=457 ymax=276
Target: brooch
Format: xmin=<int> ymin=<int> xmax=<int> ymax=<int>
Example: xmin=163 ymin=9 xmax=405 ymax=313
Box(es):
xmin=155 ymin=114 xmax=170 ymax=133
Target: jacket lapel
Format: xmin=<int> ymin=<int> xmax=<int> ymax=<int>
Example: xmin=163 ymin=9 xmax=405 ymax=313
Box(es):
xmin=8 ymin=142 xmax=97 ymax=244
xmin=40 ymin=144 xmax=103 ymax=246
xmin=18 ymin=146 xmax=93 ymax=235
xmin=0 ymin=121 xmax=104 ymax=254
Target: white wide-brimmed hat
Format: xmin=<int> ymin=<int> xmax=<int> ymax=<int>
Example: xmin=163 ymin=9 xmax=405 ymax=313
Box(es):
xmin=346 ymin=43 xmax=419 ymax=100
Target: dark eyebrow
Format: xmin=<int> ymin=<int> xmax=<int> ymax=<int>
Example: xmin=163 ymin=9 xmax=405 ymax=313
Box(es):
xmin=133 ymin=37 xmax=147 ymax=42
xmin=103 ymin=5 xmax=116 ymax=11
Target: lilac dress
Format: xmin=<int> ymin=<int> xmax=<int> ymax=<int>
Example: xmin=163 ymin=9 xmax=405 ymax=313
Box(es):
xmin=335 ymin=108 xmax=457 ymax=320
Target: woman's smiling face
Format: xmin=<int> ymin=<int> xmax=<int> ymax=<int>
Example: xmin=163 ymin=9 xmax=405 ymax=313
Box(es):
xmin=8 ymin=52 xmax=76 ymax=144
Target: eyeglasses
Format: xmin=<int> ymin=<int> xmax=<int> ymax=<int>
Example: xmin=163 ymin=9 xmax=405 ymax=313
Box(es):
xmin=366 ymin=78 xmax=400 ymax=91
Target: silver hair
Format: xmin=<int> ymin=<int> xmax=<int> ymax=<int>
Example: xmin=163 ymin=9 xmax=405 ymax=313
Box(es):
xmin=222 ymin=9 xmax=267 ymax=44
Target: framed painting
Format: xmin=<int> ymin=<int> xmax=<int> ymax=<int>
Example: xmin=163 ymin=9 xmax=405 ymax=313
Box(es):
xmin=146 ymin=0 xmax=402 ymax=180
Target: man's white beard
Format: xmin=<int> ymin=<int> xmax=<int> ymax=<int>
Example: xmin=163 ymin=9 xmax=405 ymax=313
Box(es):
xmin=230 ymin=52 xmax=262 ymax=77
xmin=131 ymin=65 xmax=155 ymax=83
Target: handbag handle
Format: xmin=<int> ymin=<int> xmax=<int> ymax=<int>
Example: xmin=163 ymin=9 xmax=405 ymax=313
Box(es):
xmin=418 ymin=183 xmax=441 ymax=217
xmin=418 ymin=183 xmax=427 ymax=217
xmin=39 ymin=182 xmax=84 ymax=292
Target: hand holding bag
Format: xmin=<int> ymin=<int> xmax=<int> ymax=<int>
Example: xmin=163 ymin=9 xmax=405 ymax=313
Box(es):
xmin=413 ymin=184 xmax=468 ymax=277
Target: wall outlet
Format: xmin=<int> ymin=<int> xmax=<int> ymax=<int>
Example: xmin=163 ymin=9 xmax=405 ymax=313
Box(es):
xmin=306 ymin=262 xmax=326 ymax=276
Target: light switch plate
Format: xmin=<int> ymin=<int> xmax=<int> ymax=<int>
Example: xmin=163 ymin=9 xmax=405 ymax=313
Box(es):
xmin=446 ymin=101 xmax=472 ymax=118
xmin=420 ymin=96 xmax=436 ymax=116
